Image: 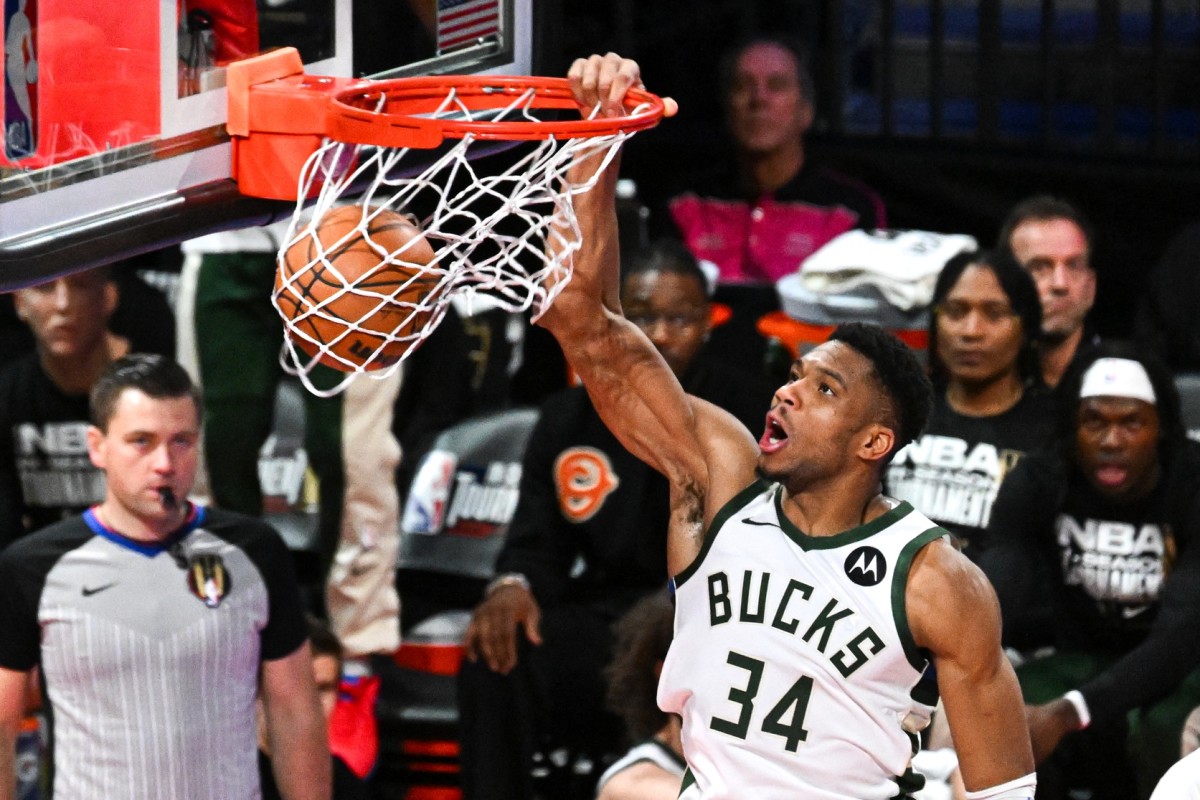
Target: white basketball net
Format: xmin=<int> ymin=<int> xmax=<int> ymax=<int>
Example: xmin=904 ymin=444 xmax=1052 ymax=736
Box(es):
xmin=272 ymin=85 xmax=644 ymax=397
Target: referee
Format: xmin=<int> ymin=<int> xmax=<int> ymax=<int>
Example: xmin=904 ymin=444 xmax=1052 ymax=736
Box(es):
xmin=0 ymin=354 xmax=330 ymax=800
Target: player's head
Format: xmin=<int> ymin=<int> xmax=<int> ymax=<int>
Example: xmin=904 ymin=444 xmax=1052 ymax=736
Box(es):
xmin=13 ymin=266 xmax=117 ymax=362
xmin=827 ymin=323 xmax=933 ymax=463
xmin=997 ymin=195 xmax=1096 ymax=343
xmin=929 ymin=249 xmax=1042 ymax=391
xmin=1057 ymin=341 xmax=1182 ymax=501
xmin=758 ymin=323 xmax=932 ymax=486
xmin=719 ymin=35 xmax=815 ymax=158
xmin=622 ymin=239 xmax=711 ymax=378
xmin=87 ymin=355 xmax=202 ymax=526
xmin=604 ymin=592 xmax=676 ymax=741
xmin=306 ymin=615 xmax=344 ymax=721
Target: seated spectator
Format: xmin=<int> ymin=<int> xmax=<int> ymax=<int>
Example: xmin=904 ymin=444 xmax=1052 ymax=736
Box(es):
xmin=456 ymin=240 xmax=774 ymax=800
xmin=997 ymin=195 xmax=1098 ymax=388
xmin=0 ymin=256 xmax=176 ymax=373
xmin=0 ymin=267 xmax=129 ymax=545
xmin=666 ymin=34 xmax=886 ymax=376
xmin=595 ymin=592 xmax=683 ymax=800
xmin=258 ymin=615 xmax=370 ymax=800
xmin=980 ymin=343 xmax=1200 ymax=799
xmin=884 ymin=249 xmax=1056 ymax=559
xmin=669 ymin=34 xmax=886 ymax=286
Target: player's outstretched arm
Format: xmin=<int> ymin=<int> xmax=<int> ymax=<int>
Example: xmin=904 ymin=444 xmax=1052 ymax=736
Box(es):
xmin=908 ymin=539 xmax=1036 ymax=796
xmin=539 ymin=55 xmax=757 ymax=570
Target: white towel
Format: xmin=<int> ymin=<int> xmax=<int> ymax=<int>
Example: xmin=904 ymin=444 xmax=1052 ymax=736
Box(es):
xmin=797 ymin=229 xmax=978 ymax=311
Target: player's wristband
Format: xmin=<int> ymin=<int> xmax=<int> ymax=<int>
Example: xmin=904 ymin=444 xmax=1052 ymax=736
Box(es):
xmin=1062 ymin=690 xmax=1091 ymax=730
xmin=484 ymin=572 xmax=532 ymax=597
xmin=963 ymin=772 xmax=1037 ymax=799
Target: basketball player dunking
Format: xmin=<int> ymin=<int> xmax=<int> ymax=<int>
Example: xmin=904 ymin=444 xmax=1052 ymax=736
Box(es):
xmin=538 ymin=54 xmax=1036 ymax=800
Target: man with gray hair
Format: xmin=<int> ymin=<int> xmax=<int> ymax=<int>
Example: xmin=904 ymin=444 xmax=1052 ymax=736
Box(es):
xmin=997 ymin=195 xmax=1097 ymax=388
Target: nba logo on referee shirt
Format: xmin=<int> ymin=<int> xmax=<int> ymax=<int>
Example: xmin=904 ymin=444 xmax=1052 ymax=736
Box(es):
xmin=187 ymin=554 xmax=231 ymax=608
xmin=844 ymin=546 xmax=887 ymax=586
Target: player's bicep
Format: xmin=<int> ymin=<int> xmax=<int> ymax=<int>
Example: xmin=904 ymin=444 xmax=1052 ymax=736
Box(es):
xmin=570 ymin=312 xmax=712 ymax=480
xmin=909 ymin=542 xmax=1034 ymax=791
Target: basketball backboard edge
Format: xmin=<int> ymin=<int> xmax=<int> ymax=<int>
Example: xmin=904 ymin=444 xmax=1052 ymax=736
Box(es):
xmin=0 ymin=0 xmax=539 ymax=290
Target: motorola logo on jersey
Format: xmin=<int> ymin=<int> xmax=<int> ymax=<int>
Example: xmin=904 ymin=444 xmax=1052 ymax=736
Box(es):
xmin=844 ymin=546 xmax=887 ymax=586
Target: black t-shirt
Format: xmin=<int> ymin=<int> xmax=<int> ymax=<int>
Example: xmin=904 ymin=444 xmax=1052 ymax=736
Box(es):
xmin=494 ymin=357 xmax=775 ymax=612
xmin=0 ymin=353 xmax=104 ymax=546
xmin=981 ymin=443 xmax=1200 ymax=723
xmin=883 ymin=388 xmax=1058 ymax=559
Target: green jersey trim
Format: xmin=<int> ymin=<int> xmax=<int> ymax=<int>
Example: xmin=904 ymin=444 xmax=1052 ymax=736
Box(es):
xmin=673 ymin=479 xmax=771 ymax=588
xmin=891 ymin=525 xmax=951 ymax=672
xmin=773 ymin=493 xmax=917 ymax=551
xmin=679 ymin=766 xmax=696 ymax=795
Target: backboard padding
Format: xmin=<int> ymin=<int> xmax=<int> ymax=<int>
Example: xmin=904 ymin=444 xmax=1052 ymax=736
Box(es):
xmin=0 ymin=0 xmax=535 ymax=289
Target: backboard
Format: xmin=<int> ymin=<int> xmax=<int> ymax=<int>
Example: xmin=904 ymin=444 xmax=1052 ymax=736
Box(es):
xmin=0 ymin=0 xmax=537 ymax=289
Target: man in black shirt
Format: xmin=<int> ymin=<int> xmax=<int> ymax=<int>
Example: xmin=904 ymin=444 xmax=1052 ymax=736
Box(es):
xmin=997 ymin=195 xmax=1098 ymax=389
xmin=981 ymin=342 xmax=1200 ymax=799
xmin=0 ymin=267 xmax=129 ymax=545
xmin=665 ymin=35 xmax=887 ymax=377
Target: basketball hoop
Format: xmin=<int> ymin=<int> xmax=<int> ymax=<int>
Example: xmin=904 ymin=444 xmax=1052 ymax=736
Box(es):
xmin=227 ymin=48 xmax=667 ymax=396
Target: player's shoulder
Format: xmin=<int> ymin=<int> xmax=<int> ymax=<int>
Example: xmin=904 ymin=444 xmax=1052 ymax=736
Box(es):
xmin=906 ymin=530 xmax=1000 ymax=621
xmin=894 ymin=504 xmax=992 ymax=594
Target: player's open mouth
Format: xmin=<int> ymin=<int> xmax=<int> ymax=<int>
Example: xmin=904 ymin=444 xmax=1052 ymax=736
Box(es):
xmin=759 ymin=417 xmax=788 ymax=453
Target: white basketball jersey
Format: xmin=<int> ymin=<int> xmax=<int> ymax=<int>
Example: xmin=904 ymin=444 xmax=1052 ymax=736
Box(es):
xmin=658 ymin=480 xmax=946 ymax=800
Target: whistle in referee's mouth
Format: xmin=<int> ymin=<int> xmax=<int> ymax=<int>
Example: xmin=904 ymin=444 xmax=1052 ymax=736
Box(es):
xmin=159 ymin=487 xmax=177 ymax=511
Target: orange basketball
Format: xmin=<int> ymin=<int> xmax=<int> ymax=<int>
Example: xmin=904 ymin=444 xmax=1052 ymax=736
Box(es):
xmin=275 ymin=206 xmax=442 ymax=372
